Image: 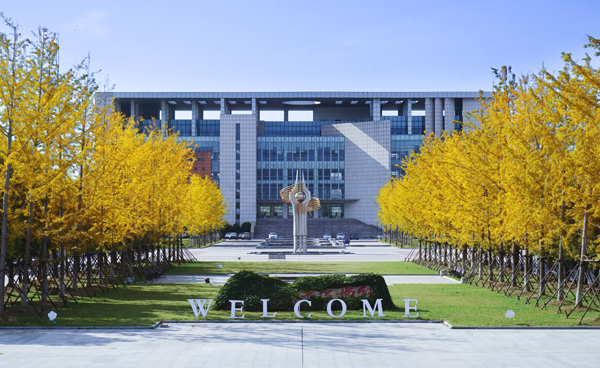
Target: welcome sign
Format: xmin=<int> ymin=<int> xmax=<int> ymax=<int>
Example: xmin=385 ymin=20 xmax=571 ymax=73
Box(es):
xmin=188 ymin=298 xmax=419 ymax=319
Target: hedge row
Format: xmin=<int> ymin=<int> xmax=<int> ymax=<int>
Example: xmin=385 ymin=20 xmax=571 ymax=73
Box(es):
xmin=214 ymin=271 xmax=394 ymax=311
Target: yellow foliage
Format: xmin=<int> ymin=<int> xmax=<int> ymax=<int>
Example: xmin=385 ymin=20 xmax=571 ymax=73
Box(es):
xmin=378 ymin=38 xmax=600 ymax=261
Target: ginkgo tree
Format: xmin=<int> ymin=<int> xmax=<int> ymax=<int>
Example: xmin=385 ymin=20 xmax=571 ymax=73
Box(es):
xmin=378 ymin=37 xmax=600 ymax=308
xmin=0 ymin=17 xmax=227 ymax=315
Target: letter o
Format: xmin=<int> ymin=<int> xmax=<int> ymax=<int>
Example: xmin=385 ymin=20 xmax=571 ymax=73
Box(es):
xmin=327 ymin=299 xmax=347 ymax=318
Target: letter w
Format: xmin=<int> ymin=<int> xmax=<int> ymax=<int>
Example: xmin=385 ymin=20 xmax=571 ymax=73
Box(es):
xmin=362 ymin=299 xmax=385 ymax=318
xmin=188 ymin=299 xmax=213 ymax=318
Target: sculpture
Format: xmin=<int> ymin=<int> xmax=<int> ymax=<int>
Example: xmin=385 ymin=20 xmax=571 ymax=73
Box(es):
xmin=279 ymin=171 xmax=320 ymax=253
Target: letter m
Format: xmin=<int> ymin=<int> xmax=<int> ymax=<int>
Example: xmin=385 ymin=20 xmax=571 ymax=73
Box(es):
xmin=188 ymin=299 xmax=213 ymax=318
xmin=362 ymin=298 xmax=385 ymax=318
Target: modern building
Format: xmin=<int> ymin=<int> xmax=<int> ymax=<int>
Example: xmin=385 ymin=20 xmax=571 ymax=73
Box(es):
xmin=96 ymin=92 xmax=490 ymax=228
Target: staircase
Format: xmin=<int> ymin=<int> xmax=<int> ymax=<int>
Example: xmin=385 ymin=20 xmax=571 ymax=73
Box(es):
xmin=254 ymin=218 xmax=381 ymax=239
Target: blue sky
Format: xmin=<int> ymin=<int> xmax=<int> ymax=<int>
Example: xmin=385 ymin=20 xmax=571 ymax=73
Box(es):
xmin=2 ymin=0 xmax=599 ymax=92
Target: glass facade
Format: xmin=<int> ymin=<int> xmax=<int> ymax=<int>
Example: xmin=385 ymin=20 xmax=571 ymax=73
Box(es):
xmin=167 ymin=119 xmax=192 ymax=136
xmin=191 ymin=137 xmax=220 ymax=184
xmin=163 ymin=120 xmax=221 ymax=184
xmin=197 ymin=120 xmax=220 ymax=136
xmin=137 ymin=120 xmax=162 ymax=133
xmin=263 ymin=120 xmax=353 ymax=137
xmin=235 ymin=124 xmax=241 ymax=223
xmin=454 ymin=115 xmax=463 ymax=132
xmin=391 ymin=135 xmax=425 ymax=178
xmin=256 ymin=137 xmax=345 ymax=202
xmin=386 ymin=116 xmax=425 ymax=135
xmin=163 ymin=119 xmax=220 ymax=137
xmin=140 ymin=116 xmax=436 ymax=198
xmin=412 ymin=116 xmax=425 ymax=135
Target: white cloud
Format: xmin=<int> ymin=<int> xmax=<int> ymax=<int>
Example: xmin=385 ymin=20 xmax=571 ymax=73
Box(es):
xmin=71 ymin=10 xmax=110 ymax=38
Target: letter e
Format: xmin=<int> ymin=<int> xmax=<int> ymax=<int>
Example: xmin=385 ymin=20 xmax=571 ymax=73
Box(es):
xmin=403 ymin=299 xmax=419 ymax=318
xmin=229 ymin=300 xmax=245 ymax=319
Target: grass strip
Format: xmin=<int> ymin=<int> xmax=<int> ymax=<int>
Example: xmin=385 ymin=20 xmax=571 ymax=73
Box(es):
xmin=3 ymin=282 xmax=599 ymax=327
xmin=166 ymin=261 xmax=436 ymax=275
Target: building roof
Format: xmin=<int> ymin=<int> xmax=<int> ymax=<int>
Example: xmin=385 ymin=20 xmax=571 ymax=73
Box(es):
xmin=101 ymin=91 xmax=492 ymax=99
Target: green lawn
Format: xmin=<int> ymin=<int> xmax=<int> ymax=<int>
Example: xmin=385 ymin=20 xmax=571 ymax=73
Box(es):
xmin=4 ymin=281 xmax=598 ymax=327
xmin=166 ymin=261 xmax=437 ymax=275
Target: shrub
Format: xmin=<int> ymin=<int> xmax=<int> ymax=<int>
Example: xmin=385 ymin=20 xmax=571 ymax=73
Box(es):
xmin=292 ymin=273 xmax=394 ymax=311
xmin=214 ymin=271 xmax=296 ymax=311
xmin=214 ymin=271 xmax=394 ymax=312
xmin=220 ymin=223 xmax=233 ymax=238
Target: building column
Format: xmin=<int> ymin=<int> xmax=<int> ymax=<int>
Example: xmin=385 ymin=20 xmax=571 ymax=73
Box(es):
xmin=220 ymin=98 xmax=230 ymax=115
xmin=114 ymin=98 xmax=121 ymax=114
xmin=444 ymin=98 xmax=455 ymax=133
xmin=314 ymin=209 xmax=319 ymax=218
xmin=160 ymin=100 xmax=168 ymax=134
xmin=283 ymin=203 xmax=288 ymax=218
xmin=251 ymin=98 xmax=258 ymax=116
xmin=434 ymin=98 xmax=443 ymax=137
xmin=425 ymin=98 xmax=434 ymax=135
xmin=191 ymin=101 xmax=198 ymax=137
xmin=370 ymin=99 xmax=381 ymax=121
xmin=406 ymin=98 xmax=412 ymax=135
xmin=130 ymin=100 xmax=138 ymax=121
xmin=283 ymin=108 xmax=289 ymax=122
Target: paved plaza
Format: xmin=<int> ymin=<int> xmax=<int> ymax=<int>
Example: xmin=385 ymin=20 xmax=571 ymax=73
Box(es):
xmin=2 ymin=323 xmax=599 ymax=367
xmin=189 ymin=241 xmax=413 ymax=262
xmin=157 ymin=274 xmax=459 ymax=286
xmin=3 ymin=243 xmax=597 ymax=367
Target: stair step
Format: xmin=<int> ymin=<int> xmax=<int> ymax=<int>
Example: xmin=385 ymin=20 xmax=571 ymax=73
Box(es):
xmin=254 ymin=218 xmax=381 ymax=240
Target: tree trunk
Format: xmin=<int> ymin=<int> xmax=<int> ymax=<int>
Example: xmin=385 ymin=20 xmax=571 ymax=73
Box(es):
xmin=488 ymin=249 xmax=494 ymax=282
xmin=557 ymin=203 xmax=565 ymax=301
xmin=0 ymin=151 xmax=12 ymax=317
xmin=42 ymin=199 xmax=49 ymax=302
xmin=498 ymin=244 xmax=504 ymax=283
xmin=73 ymin=252 xmax=79 ymax=290
xmin=524 ymin=247 xmax=530 ymax=292
xmin=511 ymin=244 xmax=519 ymax=287
xmin=576 ymin=206 xmax=590 ymax=305
xmin=21 ymin=201 xmax=33 ymax=307
xmin=120 ymin=249 xmax=127 ymax=281
xmin=477 ymin=249 xmax=483 ymax=280
xmin=98 ymin=252 xmax=104 ymax=285
xmin=110 ymin=248 xmax=116 ymax=282
xmin=539 ymin=256 xmax=546 ymax=297
xmin=462 ymin=245 xmax=468 ymax=275
xmin=59 ymin=197 xmax=66 ymax=301
xmin=59 ymin=243 xmax=66 ymax=303
xmin=86 ymin=252 xmax=92 ymax=288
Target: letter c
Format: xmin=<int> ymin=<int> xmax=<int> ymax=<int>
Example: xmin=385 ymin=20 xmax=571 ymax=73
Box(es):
xmin=294 ymin=299 xmax=311 ymax=318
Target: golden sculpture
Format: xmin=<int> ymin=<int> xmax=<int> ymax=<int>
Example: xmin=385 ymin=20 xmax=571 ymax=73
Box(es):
xmin=279 ymin=183 xmax=321 ymax=212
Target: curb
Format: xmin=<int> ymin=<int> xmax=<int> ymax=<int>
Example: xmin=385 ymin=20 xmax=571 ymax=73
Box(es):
xmin=0 ymin=325 xmax=159 ymax=330
xmin=161 ymin=319 xmax=444 ymax=324
xmin=442 ymin=320 xmax=600 ymax=330
xmin=2 ymin=320 xmax=598 ymax=329
xmin=446 ymin=325 xmax=600 ymax=330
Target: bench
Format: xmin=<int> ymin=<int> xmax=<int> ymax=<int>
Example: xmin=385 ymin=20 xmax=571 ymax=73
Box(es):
xmin=268 ymin=254 xmax=286 ymax=260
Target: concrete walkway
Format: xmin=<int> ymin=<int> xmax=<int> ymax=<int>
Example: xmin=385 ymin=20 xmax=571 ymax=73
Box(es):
xmin=2 ymin=323 xmax=599 ymax=367
xmin=156 ymin=274 xmax=459 ymax=286
xmin=190 ymin=244 xmax=413 ymax=262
